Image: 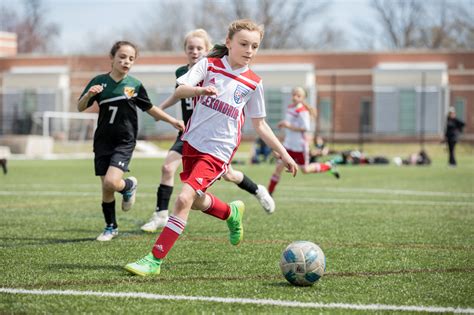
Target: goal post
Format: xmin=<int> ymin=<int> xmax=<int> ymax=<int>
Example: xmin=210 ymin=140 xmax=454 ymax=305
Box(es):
xmin=32 ymin=111 xmax=98 ymax=141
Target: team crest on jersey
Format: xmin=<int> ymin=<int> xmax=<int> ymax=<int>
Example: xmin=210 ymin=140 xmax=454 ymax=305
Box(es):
xmin=124 ymin=87 xmax=135 ymax=99
xmin=234 ymin=85 xmax=250 ymax=104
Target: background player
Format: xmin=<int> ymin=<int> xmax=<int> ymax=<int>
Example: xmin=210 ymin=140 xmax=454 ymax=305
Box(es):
xmin=141 ymin=29 xmax=275 ymax=233
xmin=267 ymin=87 xmax=339 ymax=196
xmin=125 ymin=19 xmax=297 ymax=276
xmin=444 ymin=106 xmax=465 ymax=167
xmin=77 ymin=41 xmax=184 ymax=241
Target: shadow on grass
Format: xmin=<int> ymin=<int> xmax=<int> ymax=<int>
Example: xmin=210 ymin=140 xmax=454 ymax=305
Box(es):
xmin=48 ymin=263 xmax=120 ymax=271
xmin=0 ymin=237 xmax=96 ymax=247
xmin=0 ymin=230 xmax=149 ymax=248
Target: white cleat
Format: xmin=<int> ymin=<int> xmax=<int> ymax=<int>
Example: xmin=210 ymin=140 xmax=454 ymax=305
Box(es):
xmin=96 ymin=227 xmax=118 ymax=241
xmin=255 ymin=184 xmax=275 ymax=214
xmin=141 ymin=211 xmax=169 ymax=233
xmin=122 ymin=177 xmax=138 ymax=211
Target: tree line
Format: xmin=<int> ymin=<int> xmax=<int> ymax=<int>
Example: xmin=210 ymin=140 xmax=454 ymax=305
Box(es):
xmin=1 ymin=0 xmax=473 ymax=54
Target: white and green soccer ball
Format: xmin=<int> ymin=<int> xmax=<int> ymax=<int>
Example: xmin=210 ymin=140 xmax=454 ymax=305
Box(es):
xmin=279 ymin=241 xmax=326 ymax=286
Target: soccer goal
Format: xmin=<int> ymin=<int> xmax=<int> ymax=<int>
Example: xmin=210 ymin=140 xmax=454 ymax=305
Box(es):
xmin=31 ymin=111 xmax=98 ymax=141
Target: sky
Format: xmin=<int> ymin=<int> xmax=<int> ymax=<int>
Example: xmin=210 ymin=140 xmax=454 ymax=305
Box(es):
xmin=2 ymin=0 xmax=379 ymax=54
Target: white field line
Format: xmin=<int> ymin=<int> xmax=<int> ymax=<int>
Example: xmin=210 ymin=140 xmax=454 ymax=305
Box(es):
xmin=311 ymin=187 xmax=473 ymax=197
xmin=0 ymin=288 xmax=472 ymax=313
xmin=1 ymin=191 xmax=472 ymax=207
xmin=2 ymin=184 xmax=472 ymax=198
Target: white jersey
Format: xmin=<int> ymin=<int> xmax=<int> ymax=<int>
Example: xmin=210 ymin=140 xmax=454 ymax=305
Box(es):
xmin=282 ymin=103 xmax=311 ymax=152
xmin=177 ymin=56 xmax=266 ymax=163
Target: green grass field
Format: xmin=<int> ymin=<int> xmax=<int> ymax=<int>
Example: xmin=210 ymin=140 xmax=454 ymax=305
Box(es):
xmin=1 ymin=147 xmax=473 ymax=314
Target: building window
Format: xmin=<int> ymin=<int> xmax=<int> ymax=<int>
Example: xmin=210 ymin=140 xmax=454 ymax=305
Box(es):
xmin=318 ymin=98 xmax=332 ymax=135
xmin=265 ymin=88 xmax=285 ymax=130
xmin=399 ymin=89 xmax=417 ymax=134
xmin=454 ymin=97 xmax=466 ymax=121
xmin=1 ymin=89 xmax=56 ymax=135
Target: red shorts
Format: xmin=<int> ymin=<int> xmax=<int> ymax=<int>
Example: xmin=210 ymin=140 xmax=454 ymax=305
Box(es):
xmin=180 ymin=142 xmax=228 ymax=196
xmin=286 ymin=148 xmax=308 ymax=166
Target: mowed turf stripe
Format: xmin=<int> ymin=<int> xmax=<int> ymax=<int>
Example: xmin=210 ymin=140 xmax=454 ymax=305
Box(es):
xmin=0 ymin=191 xmax=471 ymax=206
xmin=1 ymin=288 xmax=472 ymax=313
xmin=2 ymin=184 xmax=473 ymax=197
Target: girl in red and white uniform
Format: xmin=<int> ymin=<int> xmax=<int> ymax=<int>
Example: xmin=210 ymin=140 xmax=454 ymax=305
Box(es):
xmin=268 ymin=87 xmax=340 ymax=196
xmin=125 ymin=19 xmax=298 ymax=276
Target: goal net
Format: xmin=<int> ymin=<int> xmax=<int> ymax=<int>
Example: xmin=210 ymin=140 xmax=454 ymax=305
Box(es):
xmin=31 ymin=111 xmax=98 ymax=141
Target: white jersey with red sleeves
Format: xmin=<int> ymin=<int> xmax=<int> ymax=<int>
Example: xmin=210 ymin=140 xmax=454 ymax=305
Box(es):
xmin=176 ymin=55 xmax=266 ymax=163
xmin=282 ymin=103 xmax=311 ymax=152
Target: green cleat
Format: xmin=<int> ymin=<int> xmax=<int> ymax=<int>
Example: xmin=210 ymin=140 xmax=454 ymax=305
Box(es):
xmin=226 ymin=200 xmax=245 ymax=246
xmin=328 ymin=162 xmax=340 ymax=179
xmin=124 ymin=253 xmax=162 ymax=276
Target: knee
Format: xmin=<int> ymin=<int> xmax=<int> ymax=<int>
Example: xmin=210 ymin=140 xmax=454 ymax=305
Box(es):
xmin=272 ymin=168 xmax=284 ymax=177
xmin=103 ymin=177 xmax=119 ymax=192
xmin=175 ymin=192 xmax=193 ymax=209
xmin=161 ymin=163 xmax=176 ymax=177
xmin=192 ymin=195 xmax=207 ymax=211
xmin=222 ymin=172 xmax=235 ymax=182
xmin=300 ymin=167 xmax=310 ymax=174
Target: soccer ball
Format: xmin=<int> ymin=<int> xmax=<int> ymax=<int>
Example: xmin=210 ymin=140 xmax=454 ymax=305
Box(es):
xmin=279 ymin=241 xmax=326 ymax=286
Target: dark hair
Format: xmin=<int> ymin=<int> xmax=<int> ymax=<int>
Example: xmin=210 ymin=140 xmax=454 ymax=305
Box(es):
xmin=110 ymin=41 xmax=138 ymax=58
xmin=207 ymin=44 xmax=228 ymax=58
xmin=207 ymin=19 xmax=264 ymax=58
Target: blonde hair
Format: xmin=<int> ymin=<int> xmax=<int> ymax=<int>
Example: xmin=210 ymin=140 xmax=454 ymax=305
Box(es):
xmin=293 ymin=87 xmax=316 ymax=119
xmin=208 ymin=19 xmax=264 ymax=58
xmin=228 ymin=19 xmax=264 ymax=41
xmin=183 ymin=28 xmax=213 ymax=52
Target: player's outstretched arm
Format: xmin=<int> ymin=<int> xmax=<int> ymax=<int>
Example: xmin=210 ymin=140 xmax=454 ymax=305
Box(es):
xmin=278 ymin=120 xmax=306 ymax=132
xmin=77 ymin=85 xmax=103 ymax=112
xmin=252 ymin=117 xmax=298 ymax=177
xmin=159 ymin=94 xmax=180 ymax=110
xmin=175 ymin=84 xmax=218 ymax=99
xmin=147 ymin=106 xmax=185 ymax=132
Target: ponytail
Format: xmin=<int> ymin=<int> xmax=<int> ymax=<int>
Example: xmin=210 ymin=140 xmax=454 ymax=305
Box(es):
xmin=207 ymin=44 xmax=228 ymax=58
xmin=301 ymin=102 xmax=317 ymax=120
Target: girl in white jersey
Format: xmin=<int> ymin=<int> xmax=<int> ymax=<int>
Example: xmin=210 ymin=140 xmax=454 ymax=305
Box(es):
xmin=268 ymin=87 xmax=340 ymax=196
xmin=125 ymin=19 xmax=298 ymax=277
xmin=140 ymin=29 xmax=275 ymax=233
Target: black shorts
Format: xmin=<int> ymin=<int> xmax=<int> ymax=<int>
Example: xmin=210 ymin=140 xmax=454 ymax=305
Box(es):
xmin=169 ymin=136 xmax=184 ymax=154
xmin=94 ymin=149 xmax=133 ymax=176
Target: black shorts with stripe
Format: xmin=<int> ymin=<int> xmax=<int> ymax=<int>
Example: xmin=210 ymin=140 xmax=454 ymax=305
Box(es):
xmin=169 ymin=135 xmax=184 ymax=154
xmin=94 ymin=145 xmax=134 ymax=176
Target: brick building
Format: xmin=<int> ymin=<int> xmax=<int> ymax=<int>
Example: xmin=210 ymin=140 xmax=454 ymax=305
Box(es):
xmin=0 ymin=50 xmax=472 ymax=142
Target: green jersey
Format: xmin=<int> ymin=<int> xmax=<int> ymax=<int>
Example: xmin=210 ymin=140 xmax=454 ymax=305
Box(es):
xmin=80 ymin=73 xmax=153 ymax=156
xmin=176 ymin=65 xmax=194 ymax=126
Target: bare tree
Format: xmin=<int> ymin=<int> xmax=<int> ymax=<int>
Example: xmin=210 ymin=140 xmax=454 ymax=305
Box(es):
xmin=1 ymin=0 xmax=60 ymax=53
xmin=441 ymin=1 xmax=474 ymax=49
xmin=209 ymin=0 xmax=342 ymax=50
xmin=136 ymin=0 xmax=195 ymax=52
xmin=371 ymin=0 xmax=425 ymax=49
xmin=0 ymin=5 xmax=20 ymax=32
xmin=358 ymin=0 xmax=474 ymax=50
xmin=138 ymin=0 xmax=343 ymax=51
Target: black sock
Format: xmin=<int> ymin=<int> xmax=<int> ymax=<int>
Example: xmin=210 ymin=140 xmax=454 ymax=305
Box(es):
xmin=0 ymin=159 xmax=6 ymax=174
xmin=102 ymin=200 xmax=117 ymax=228
xmin=156 ymin=184 xmax=173 ymax=212
xmin=119 ymin=178 xmax=133 ymax=194
xmin=237 ymin=174 xmax=258 ymax=195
